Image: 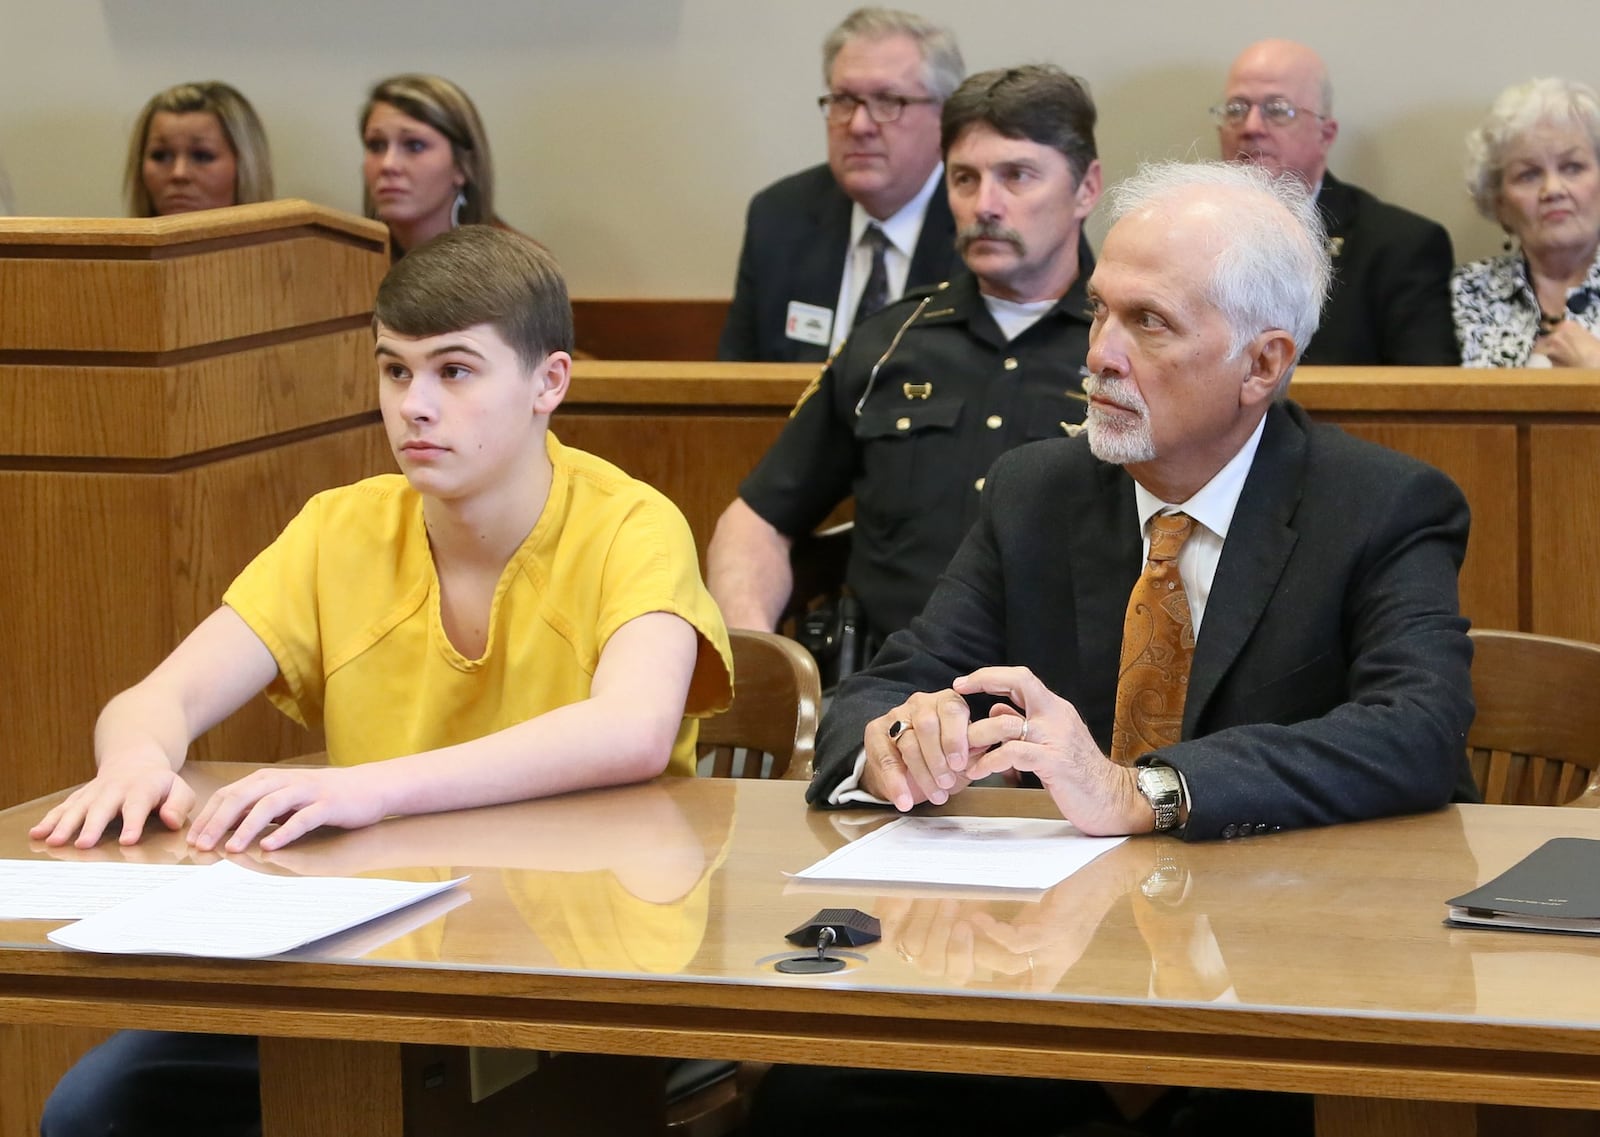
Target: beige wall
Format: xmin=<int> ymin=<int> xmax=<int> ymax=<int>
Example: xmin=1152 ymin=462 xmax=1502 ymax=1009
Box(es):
xmin=0 ymin=1 xmax=1590 ymax=296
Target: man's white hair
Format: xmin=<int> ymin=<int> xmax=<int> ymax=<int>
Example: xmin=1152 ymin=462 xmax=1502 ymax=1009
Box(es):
xmin=1108 ymin=161 xmax=1331 ymax=375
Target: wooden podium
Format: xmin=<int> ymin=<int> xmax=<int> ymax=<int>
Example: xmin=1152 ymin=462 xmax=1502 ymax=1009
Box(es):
xmin=0 ymin=201 xmax=394 ymax=810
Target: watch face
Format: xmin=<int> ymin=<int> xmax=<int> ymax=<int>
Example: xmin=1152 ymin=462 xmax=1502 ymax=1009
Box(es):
xmin=1137 ymin=765 xmax=1180 ymax=798
xmin=1137 ymin=766 xmax=1183 ymax=831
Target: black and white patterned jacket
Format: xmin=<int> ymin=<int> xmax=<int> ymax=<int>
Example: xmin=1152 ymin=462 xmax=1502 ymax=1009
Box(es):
xmin=1450 ymin=250 xmax=1600 ymax=367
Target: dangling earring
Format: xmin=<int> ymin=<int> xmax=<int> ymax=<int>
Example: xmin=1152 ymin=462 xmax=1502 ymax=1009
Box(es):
xmin=1502 ymin=228 xmax=1516 ymax=253
xmin=450 ymin=190 xmax=466 ymax=229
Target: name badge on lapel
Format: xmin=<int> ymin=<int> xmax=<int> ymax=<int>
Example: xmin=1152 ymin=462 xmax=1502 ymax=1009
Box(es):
xmin=785 ymin=301 xmax=834 ymax=346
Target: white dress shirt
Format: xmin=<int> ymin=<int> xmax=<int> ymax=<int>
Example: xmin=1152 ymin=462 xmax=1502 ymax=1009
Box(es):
xmin=829 ymin=163 xmax=944 ymax=353
xmin=1132 ymin=412 xmax=1266 ymax=634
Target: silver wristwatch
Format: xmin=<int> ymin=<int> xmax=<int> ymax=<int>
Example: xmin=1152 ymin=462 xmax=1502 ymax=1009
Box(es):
xmin=1135 ymin=764 xmax=1185 ymax=832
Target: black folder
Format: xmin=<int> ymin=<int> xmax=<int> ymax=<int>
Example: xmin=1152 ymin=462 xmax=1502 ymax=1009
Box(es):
xmin=1446 ymin=837 xmax=1600 ymax=935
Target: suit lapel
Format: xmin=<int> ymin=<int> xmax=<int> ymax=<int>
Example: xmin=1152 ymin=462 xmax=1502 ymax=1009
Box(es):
xmin=1316 ymin=172 xmax=1356 ymax=248
xmin=1183 ymin=403 xmax=1306 ymax=734
xmin=794 ymin=186 xmax=854 ymax=312
xmin=1073 ymin=463 xmax=1143 ymax=741
xmin=907 ymin=185 xmax=955 ymax=285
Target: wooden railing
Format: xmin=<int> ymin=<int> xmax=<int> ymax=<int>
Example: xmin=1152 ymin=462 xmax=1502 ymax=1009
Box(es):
xmin=559 ymin=362 xmax=1600 ymax=647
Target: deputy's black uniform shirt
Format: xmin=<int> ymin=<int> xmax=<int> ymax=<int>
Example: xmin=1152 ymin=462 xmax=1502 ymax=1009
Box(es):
xmin=739 ymin=266 xmax=1094 ymax=638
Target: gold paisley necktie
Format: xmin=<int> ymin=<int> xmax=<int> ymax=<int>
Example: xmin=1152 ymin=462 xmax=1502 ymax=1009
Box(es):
xmin=1109 ymin=512 xmax=1197 ymax=764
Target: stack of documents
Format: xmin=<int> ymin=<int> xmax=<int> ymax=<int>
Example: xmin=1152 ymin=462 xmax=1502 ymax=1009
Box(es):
xmin=0 ymin=859 xmax=465 ymax=958
xmin=791 ymin=815 xmax=1127 ymax=892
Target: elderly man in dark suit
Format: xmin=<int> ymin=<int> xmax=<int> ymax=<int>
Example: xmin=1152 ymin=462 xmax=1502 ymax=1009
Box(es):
xmin=716 ymin=7 xmax=962 ymax=363
xmin=810 ymin=158 xmax=1476 ymax=839
xmin=758 ymin=158 xmax=1475 ymax=1137
xmin=1214 ymin=38 xmax=1459 ymax=366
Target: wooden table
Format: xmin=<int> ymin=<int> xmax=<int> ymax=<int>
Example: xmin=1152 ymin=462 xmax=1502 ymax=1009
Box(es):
xmin=3 ymin=766 xmax=1600 ymax=1136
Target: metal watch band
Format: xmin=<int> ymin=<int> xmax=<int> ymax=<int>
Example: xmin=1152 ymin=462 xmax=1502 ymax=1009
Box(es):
xmin=1136 ymin=764 xmax=1184 ymax=832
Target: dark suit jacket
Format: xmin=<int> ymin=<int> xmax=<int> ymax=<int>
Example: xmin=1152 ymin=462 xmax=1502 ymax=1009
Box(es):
xmin=717 ymin=163 xmax=959 ymax=363
xmin=809 ymin=402 xmax=1478 ymax=840
xmin=1305 ymin=172 xmax=1460 ymax=365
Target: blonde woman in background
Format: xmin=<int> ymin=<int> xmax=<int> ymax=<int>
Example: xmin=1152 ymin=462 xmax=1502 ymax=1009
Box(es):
xmin=1452 ymin=77 xmax=1600 ymax=367
xmin=125 ymin=81 xmax=273 ymax=217
xmin=360 ymin=73 xmax=510 ymax=256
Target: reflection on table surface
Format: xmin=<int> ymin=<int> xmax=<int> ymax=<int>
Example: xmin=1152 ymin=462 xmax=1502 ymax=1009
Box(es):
xmin=5 ymin=763 xmax=1600 ymax=1032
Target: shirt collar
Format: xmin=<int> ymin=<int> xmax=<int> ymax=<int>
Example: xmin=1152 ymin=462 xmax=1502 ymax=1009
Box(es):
xmin=850 ymin=163 xmax=944 ymax=255
xmin=1133 ymin=413 xmax=1268 ymax=542
xmin=1487 ymin=250 xmax=1600 ymax=308
xmin=1580 ymin=249 xmax=1600 ymax=297
xmin=1489 ymin=253 xmax=1536 ymax=305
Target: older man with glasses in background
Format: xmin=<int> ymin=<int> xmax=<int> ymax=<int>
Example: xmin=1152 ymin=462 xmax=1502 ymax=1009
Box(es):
xmin=717 ymin=7 xmax=963 ymax=363
xmin=1215 ymin=38 xmax=1459 ymax=365
xmin=709 ymin=65 xmax=1103 ymax=660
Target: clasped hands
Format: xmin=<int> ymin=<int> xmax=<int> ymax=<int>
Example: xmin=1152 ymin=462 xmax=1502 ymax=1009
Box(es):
xmin=861 ymin=665 xmax=1154 ymax=836
xmin=1536 ymin=319 xmax=1600 ymax=368
xmin=30 ymin=753 xmax=389 ymax=853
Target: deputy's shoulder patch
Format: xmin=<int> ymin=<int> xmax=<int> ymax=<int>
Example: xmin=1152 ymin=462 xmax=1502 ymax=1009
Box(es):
xmin=790 ymin=363 xmax=827 ymax=418
xmin=908 ymin=281 xmax=947 ymax=299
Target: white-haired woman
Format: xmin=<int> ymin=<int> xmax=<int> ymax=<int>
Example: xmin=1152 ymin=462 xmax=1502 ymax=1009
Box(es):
xmin=1452 ymin=77 xmax=1600 ymax=367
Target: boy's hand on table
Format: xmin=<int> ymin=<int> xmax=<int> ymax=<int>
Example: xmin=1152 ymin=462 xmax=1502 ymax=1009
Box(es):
xmin=187 ymin=765 xmax=389 ymax=853
xmin=29 ymin=752 xmax=195 ymax=848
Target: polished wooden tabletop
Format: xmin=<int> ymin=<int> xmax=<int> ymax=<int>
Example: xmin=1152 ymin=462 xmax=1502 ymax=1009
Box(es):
xmin=4 ymin=764 xmax=1600 ymax=1130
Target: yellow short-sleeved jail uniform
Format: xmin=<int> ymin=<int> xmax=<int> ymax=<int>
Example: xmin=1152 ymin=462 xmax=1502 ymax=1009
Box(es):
xmin=223 ymin=433 xmax=732 ymax=775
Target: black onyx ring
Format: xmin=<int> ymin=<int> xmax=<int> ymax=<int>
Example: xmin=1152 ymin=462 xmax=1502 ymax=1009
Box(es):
xmin=888 ymin=720 xmax=912 ymax=741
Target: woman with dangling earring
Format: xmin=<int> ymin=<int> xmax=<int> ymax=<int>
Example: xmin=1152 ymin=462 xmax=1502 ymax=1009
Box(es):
xmin=359 ymin=73 xmax=517 ymax=257
xmin=1452 ymin=78 xmax=1600 ymax=367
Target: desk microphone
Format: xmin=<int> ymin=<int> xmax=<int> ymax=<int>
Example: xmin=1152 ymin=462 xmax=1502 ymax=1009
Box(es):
xmin=775 ymin=908 xmax=880 ymax=975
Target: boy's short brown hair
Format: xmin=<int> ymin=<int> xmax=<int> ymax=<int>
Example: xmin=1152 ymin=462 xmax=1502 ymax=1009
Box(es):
xmin=373 ymin=226 xmax=574 ymax=369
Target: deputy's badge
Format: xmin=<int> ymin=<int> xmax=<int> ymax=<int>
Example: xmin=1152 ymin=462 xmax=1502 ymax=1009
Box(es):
xmin=1327 ymin=236 xmax=1344 ymax=258
xmin=902 ymin=382 xmax=932 ymax=400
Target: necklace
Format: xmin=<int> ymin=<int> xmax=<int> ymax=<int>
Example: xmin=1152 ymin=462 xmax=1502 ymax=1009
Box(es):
xmin=1539 ymin=291 xmax=1593 ymax=332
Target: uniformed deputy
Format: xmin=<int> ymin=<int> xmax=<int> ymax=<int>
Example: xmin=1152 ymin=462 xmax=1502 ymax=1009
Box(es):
xmin=708 ymin=63 xmax=1104 ymax=649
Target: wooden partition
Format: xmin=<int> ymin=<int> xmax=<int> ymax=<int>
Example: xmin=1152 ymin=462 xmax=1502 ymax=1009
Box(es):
xmin=571 ymin=298 xmax=727 ymax=360
xmin=560 ymin=362 xmax=1600 ymax=645
xmin=0 ymin=201 xmax=394 ymax=811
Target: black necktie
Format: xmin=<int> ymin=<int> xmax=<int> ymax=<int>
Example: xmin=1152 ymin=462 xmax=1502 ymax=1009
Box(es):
xmin=851 ymin=225 xmax=891 ymax=330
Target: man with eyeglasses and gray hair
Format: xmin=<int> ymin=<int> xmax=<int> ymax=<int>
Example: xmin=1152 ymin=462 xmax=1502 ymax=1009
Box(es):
xmin=1215 ymin=38 xmax=1458 ymax=365
xmin=716 ymin=7 xmax=963 ymax=362
xmin=709 ymin=64 xmax=1101 ymax=659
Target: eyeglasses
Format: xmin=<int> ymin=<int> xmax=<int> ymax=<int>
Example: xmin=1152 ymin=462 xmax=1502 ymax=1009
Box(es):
xmin=1209 ymin=97 xmax=1326 ymax=127
xmin=818 ymin=93 xmax=939 ymax=125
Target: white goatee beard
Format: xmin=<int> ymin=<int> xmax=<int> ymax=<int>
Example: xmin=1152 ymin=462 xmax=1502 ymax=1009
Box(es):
xmin=1081 ymin=373 xmax=1157 ymax=465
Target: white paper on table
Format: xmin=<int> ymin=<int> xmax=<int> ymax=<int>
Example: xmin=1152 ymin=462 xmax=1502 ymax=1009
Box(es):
xmin=790 ymin=815 xmax=1128 ymax=892
xmin=47 ymin=860 xmax=468 ymax=958
xmin=0 ymin=860 xmax=204 ymax=919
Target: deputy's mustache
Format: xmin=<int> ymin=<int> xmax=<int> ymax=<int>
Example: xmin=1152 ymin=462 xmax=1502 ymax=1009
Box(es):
xmin=956 ymin=222 xmax=1025 ymax=256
